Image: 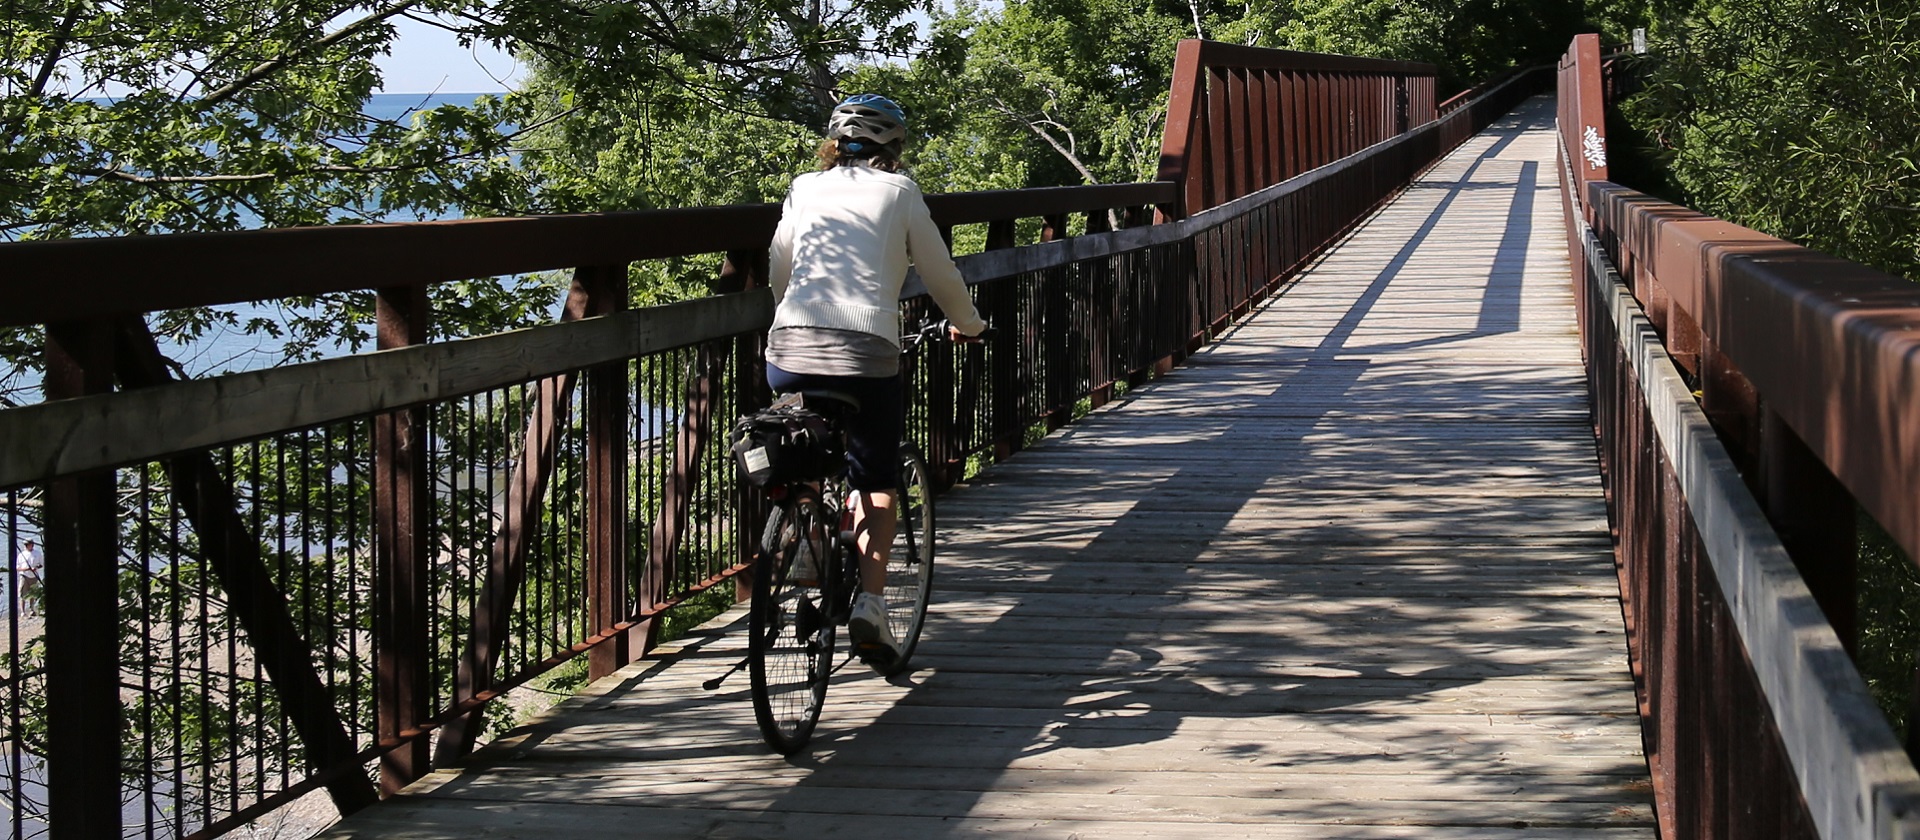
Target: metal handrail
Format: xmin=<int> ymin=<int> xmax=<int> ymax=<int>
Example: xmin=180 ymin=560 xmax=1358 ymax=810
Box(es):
xmin=0 ymin=183 xmax=1175 ymax=328
xmin=1558 ymin=31 xmax=1920 ymax=840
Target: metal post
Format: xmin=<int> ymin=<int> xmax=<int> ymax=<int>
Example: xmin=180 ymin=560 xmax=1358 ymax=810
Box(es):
xmin=1155 ymin=39 xmax=1207 ymax=221
xmin=726 ymin=251 xmax=771 ymax=605
xmin=1568 ymin=33 xmax=1610 ymax=215
xmin=985 ymin=221 xmax=1023 ymax=463
xmin=1757 ymin=411 xmax=1858 ymax=655
xmin=42 ymin=320 xmax=120 ymax=840
xmin=582 ymin=264 xmax=632 ymax=681
xmin=372 ymin=285 xmax=430 ymax=795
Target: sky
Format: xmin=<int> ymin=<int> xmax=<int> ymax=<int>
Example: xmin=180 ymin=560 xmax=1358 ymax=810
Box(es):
xmin=376 ymin=15 xmax=525 ymax=94
xmin=80 ymin=6 xmax=958 ymax=97
xmin=372 ymin=8 xmax=955 ymax=95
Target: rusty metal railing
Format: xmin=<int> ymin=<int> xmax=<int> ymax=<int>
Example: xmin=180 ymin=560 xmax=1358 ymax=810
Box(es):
xmin=0 ymin=43 xmax=1543 ymax=839
xmin=1558 ymin=31 xmax=1920 ymax=840
xmin=1155 ymin=40 xmax=1441 ymax=218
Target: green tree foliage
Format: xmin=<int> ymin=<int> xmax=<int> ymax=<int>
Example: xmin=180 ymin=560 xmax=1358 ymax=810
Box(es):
xmin=0 ymin=0 xmax=926 ymax=402
xmin=508 ymin=58 xmax=825 ymax=303
xmin=1 ymin=0 xmax=920 ymax=238
xmin=864 ymin=0 xmax=1188 ymax=193
xmin=1583 ymin=0 xmax=1694 ymax=44
xmin=1216 ymin=0 xmax=1583 ymax=93
xmin=845 ymin=0 xmax=1582 ymax=203
xmin=515 ymin=62 xmax=816 ymax=215
xmin=1622 ymin=0 xmax=1920 ymax=279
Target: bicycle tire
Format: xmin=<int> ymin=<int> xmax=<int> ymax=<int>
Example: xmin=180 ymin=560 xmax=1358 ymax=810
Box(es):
xmin=749 ymin=500 xmax=834 ymax=754
xmin=879 ymin=445 xmax=936 ymax=675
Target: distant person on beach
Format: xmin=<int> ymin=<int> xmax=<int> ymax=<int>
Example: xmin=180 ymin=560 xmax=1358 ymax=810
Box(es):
xmin=15 ymin=540 xmax=41 ymax=617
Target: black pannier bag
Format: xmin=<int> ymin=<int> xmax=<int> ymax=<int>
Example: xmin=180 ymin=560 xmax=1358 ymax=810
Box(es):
xmin=731 ymin=405 xmax=844 ymax=487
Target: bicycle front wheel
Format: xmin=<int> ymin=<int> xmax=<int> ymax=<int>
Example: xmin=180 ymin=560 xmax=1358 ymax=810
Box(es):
xmin=750 ymin=500 xmax=834 ymax=754
xmin=881 ymin=446 xmax=936 ymax=674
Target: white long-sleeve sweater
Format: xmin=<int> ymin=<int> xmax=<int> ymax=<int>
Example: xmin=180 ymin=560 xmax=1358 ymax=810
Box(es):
xmin=769 ymin=164 xmax=988 ymax=344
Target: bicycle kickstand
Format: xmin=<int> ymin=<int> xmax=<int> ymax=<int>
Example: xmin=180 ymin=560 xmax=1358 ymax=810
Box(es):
xmin=703 ymin=655 xmax=752 ymax=691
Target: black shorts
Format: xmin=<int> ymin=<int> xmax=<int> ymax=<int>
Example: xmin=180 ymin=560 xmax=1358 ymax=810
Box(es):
xmin=765 ymin=363 xmax=902 ymax=493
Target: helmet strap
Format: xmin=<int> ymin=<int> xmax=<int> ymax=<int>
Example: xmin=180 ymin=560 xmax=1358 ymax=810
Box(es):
xmin=837 ymin=138 xmax=883 ymax=158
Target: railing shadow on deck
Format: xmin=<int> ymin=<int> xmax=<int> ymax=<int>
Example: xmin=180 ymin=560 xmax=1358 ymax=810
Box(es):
xmin=752 ymin=94 xmax=1630 ymax=829
xmin=0 ymin=41 xmax=1544 ymax=840
xmin=422 ymin=94 xmax=1632 ymax=834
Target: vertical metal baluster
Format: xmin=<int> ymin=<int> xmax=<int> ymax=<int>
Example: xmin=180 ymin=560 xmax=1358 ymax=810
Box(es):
xmin=321 ymin=426 xmax=338 ymax=741
xmin=345 ymin=424 xmax=362 ymax=750
xmin=275 ymin=433 xmax=290 ymax=788
xmin=244 ymin=440 xmax=260 ymax=812
xmin=425 ymin=409 xmax=439 ymax=716
xmin=168 ymin=484 xmax=184 ymax=835
xmin=197 ymin=449 xmax=214 ymax=828
xmin=5 ymin=491 xmax=18 ymax=840
xmin=139 ymin=466 xmax=156 ymax=838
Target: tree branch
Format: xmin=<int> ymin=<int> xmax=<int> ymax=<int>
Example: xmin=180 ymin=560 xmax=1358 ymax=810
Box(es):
xmin=987 ymin=97 xmax=1101 ymax=186
xmin=986 ymin=96 xmax=1123 ymax=229
xmin=200 ymin=0 xmax=426 ymax=105
xmin=4 ymin=0 xmax=87 ymax=144
xmin=28 ymin=0 xmax=85 ymax=100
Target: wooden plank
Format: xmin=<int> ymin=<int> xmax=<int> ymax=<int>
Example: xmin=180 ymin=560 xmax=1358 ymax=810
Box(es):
xmin=406 ymin=778 xmax=1652 ymax=827
xmin=328 ymin=801 xmax=1655 ymax=840
xmin=431 ymin=763 xmax=1653 ymax=800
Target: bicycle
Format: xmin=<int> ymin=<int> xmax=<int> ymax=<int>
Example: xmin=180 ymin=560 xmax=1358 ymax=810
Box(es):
xmin=714 ymin=318 xmax=971 ymax=754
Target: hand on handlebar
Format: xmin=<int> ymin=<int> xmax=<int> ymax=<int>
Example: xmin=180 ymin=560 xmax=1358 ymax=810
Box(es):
xmin=908 ymin=318 xmax=993 ymax=347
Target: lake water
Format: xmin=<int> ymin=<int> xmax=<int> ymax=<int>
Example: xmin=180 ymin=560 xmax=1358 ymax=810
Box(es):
xmin=15 ymin=93 xmax=531 ymax=393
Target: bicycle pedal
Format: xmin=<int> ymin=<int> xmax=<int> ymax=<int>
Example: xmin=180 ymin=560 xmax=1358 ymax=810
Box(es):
xmin=795 ymin=598 xmax=823 ymax=639
xmin=853 ymin=642 xmax=899 ymax=669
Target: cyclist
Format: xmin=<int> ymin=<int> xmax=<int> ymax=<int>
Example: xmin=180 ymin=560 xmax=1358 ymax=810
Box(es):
xmin=766 ymin=93 xmax=987 ymax=672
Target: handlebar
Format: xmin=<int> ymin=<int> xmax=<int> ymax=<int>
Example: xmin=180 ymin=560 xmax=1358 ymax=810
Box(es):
xmin=902 ymin=318 xmax=995 ymax=349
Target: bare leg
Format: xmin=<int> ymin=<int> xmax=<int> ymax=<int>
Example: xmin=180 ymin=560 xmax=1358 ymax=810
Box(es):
xmin=851 ymin=489 xmax=896 ymax=596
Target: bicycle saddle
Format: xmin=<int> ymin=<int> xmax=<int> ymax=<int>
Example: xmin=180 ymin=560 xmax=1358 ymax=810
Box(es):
xmin=801 ymin=389 xmax=862 ymax=415
xmin=772 ymin=389 xmax=862 ymax=416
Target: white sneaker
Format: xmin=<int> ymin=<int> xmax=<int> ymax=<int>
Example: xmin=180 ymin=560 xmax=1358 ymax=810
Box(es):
xmin=847 ymin=592 xmax=900 ymax=672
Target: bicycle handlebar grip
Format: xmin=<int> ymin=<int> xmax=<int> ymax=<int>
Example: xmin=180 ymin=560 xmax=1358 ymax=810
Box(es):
xmin=909 ymin=317 xmax=992 ymax=344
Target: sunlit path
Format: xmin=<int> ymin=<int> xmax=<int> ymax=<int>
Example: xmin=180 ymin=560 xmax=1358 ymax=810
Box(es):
xmin=319 ymin=95 xmax=1653 ymax=839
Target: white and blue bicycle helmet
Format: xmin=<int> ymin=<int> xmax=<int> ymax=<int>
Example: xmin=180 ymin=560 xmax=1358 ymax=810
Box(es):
xmin=828 ymin=94 xmax=908 ymax=155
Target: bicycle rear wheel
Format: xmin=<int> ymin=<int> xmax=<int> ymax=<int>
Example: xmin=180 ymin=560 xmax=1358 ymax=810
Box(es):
xmin=880 ymin=445 xmax=936 ymax=674
xmin=750 ymin=500 xmax=834 ymax=754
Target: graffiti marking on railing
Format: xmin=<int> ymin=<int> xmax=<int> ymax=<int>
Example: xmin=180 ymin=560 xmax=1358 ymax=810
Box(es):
xmin=1582 ymin=125 xmax=1608 ymax=170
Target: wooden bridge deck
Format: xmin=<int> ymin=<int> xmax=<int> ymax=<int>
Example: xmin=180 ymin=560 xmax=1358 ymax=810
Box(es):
xmin=321 ymin=96 xmax=1654 ymax=839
